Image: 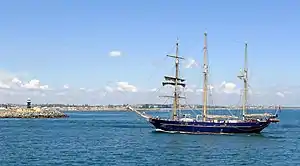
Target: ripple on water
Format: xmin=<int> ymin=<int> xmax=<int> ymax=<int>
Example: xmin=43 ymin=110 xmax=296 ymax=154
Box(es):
xmin=0 ymin=110 xmax=300 ymax=165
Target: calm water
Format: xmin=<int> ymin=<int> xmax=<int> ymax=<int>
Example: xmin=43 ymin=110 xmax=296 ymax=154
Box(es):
xmin=0 ymin=110 xmax=299 ymax=166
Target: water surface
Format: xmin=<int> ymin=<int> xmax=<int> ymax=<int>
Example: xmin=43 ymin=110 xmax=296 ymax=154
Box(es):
xmin=0 ymin=110 xmax=299 ymax=166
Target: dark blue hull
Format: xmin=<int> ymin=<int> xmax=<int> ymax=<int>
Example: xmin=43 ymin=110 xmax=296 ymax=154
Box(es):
xmin=148 ymin=118 xmax=270 ymax=134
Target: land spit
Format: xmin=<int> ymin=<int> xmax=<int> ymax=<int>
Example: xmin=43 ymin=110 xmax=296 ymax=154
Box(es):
xmin=0 ymin=107 xmax=68 ymax=118
xmin=60 ymin=107 xmax=282 ymax=112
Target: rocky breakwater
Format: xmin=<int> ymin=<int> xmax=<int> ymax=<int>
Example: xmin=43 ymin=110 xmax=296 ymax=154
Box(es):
xmin=0 ymin=107 xmax=68 ymax=118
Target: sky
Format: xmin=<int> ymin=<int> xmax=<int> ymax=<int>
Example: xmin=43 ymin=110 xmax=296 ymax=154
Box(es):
xmin=0 ymin=0 xmax=300 ymax=105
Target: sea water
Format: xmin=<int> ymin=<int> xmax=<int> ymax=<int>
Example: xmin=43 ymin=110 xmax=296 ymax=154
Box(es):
xmin=0 ymin=110 xmax=299 ymax=166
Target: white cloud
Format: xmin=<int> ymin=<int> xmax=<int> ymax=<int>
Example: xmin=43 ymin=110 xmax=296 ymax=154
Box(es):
xmin=21 ymin=79 xmax=49 ymax=90
xmin=185 ymin=88 xmax=194 ymax=92
xmin=86 ymin=88 xmax=94 ymax=92
xmin=0 ymin=71 xmax=139 ymax=104
xmin=185 ymin=58 xmax=199 ymax=68
xmin=218 ymin=81 xmax=240 ymax=94
xmin=0 ymin=72 xmax=49 ymax=91
xmin=276 ymin=92 xmax=285 ymax=98
xmin=0 ymin=81 xmax=295 ymax=105
xmin=105 ymin=86 xmax=114 ymax=92
xmin=104 ymin=81 xmax=138 ymax=93
xmin=0 ymin=82 xmax=10 ymax=89
xmin=40 ymin=85 xmax=49 ymax=90
xmin=116 ymin=82 xmax=137 ymax=92
xmin=149 ymin=88 xmax=157 ymax=92
xmin=12 ymin=77 xmax=22 ymax=85
xmin=195 ymin=85 xmax=214 ymax=93
xmin=109 ymin=51 xmax=122 ymax=57
xmin=283 ymin=91 xmax=292 ymax=94
xmin=1 ymin=69 xmax=300 ymax=106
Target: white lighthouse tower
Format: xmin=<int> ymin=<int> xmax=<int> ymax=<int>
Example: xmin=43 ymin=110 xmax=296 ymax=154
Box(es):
xmin=27 ymin=98 xmax=31 ymax=109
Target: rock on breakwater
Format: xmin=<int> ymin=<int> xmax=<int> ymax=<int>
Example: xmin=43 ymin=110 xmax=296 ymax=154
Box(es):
xmin=0 ymin=107 xmax=68 ymax=118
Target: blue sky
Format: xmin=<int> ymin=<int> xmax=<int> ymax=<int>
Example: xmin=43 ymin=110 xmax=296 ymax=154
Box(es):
xmin=0 ymin=1 xmax=300 ymax=105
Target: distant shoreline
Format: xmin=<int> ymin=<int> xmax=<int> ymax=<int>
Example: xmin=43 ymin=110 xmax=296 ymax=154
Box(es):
xmin=62 ymin=108 xmax=160 ymax=112
xmin=2 ymin=105 xmax=298 ymax=113
xmin=61 ymin=107 xmax=298 ymax=112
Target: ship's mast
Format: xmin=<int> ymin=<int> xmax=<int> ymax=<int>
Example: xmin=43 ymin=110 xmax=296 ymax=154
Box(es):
xmin=161 ymin=39 xmax=186 ymax=120
xmin=173 ymin=41 xmax=179 ymax=119
xmin=243 ymin=42 xmax=248 ymax=116
xmin=202 ymin=32 xmax=208 ymax=121
xmin=238 ymin=42 xmax=248 ymax=118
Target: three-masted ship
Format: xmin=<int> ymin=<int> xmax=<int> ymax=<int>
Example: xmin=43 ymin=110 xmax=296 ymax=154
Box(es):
xmin=128 ymin=32 xmax=280 ymax=134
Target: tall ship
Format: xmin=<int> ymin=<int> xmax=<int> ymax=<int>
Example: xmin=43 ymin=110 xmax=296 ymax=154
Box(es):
xmin=127 ymin=32 xmax=280 ymax=134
